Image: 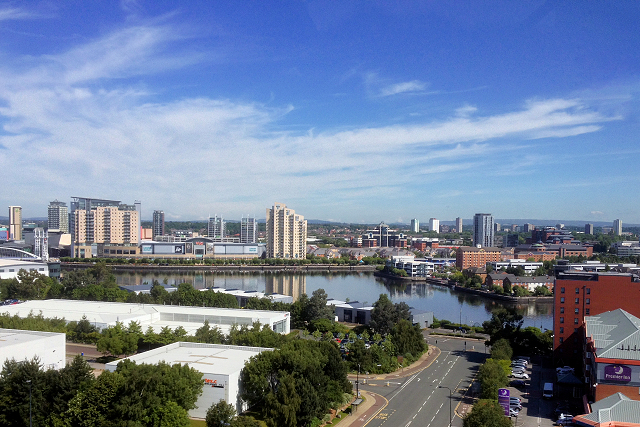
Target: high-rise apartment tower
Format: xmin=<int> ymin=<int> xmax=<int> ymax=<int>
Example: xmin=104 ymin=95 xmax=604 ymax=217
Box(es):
xmin=429 ymin=218 xmax=440 ymax=233
xmin=241 ymin=216 xmax=257 ymax=243
xmin=613 ymin=219 xmax=622 ymax=236
xmin=8 ymin=206 xmax=22 ymax=241
xmin=585 ymin=223 xmax=594 ymax=235
xmin=455 ymin=217 xmax=463 ymax=233
xmin=266 ymin=203 xmax=307 ymax=259
xmin=473 ymin=213 xmax=494 ymax=247
xmin=410 ymin=219 xmax=419 ymax=233
xmin=152 ymin=210 xmax=165 ymax=239
xmin=208 ymin=215 xmax=225 ymax=240
xmin=48 ymin=200 xmax=69 ymax=233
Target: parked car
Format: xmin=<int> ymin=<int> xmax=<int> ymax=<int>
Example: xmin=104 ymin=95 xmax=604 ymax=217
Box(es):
xmin=510 ymin=397 xmax=522 ymax=404
xmin=510 ymin=381 xmax=525 ymax=388
xmin=510 ymin=403 xmax=523 ymax=411
xmin=511 ymin=368 xmax=526 ymax=375
xmin=509 ymin=408 xmax=521 ymax=417
xmin=555 ymin=416 xmax=574 ymax=426
xmin=511 ymin=362 xmax=527 ymax=369
xmin=512 ymin=372 xmax=530 ymax=379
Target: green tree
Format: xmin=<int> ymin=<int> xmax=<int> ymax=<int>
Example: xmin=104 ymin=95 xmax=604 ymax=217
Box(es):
xmin=463 ymin=399 xmax=512 ymax=427
xmin=490 ymin=338 xmax=513 ymax=361
xmin=206 ymin=399 xmax=237 ymax=427
xmin=477 ymin=359 xmax=508 ymax=400
xmin=392 ymin=319 xmax=426 ymax=358
xmin=306 ymin=288 xmax=334 ymax=323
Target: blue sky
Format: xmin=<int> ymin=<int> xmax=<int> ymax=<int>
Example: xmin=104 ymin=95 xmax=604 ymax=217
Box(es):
xmin=1 ymin=1 xmax=640 ymax=224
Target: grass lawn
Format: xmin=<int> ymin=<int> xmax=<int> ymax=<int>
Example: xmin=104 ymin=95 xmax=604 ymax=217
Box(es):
xmin=189 ymin=419 xmax=206 ymax=427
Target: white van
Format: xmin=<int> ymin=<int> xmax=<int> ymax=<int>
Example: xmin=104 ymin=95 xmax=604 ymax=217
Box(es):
xmin=543 ymin=382 xmax=554 ymax=399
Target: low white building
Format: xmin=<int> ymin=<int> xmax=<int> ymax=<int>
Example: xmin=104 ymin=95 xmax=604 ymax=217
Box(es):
xmin=106 ymin=342 xmax=272 ymax=418
xmin=387 ymin=256 xmax=434 ymax=277
xmin=0 ymin=328 xmax=66 ymax=370
xmin=0 ymin=259 xmax=49 ymax=280
xmin=0 ymin=299 xmax=290 ymax=335
xmin=489 ymin=259 xmax=543 ymax=274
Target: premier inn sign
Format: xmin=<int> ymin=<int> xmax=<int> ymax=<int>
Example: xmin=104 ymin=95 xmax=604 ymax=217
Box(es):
xmin=604 ymin=365 xmax=632 ymax=382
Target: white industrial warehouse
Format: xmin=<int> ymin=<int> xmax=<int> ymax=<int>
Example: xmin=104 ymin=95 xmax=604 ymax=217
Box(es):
xmin=0 ymin=300 xmax=290 ymax=335
xmin=0 ymin=328 xmax=66 ymax=370
xmin=106 ymin=342 xmax=272 ymax=418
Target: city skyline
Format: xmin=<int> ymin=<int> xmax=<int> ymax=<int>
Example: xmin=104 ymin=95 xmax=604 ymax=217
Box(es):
xmin=1 ymin=3 xmax=640 ymax=222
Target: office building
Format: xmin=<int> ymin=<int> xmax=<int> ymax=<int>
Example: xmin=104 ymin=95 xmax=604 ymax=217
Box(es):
xmin=0 ymin=329 xmax=65 ymax=370
xmin=8 ymin=206 xmax=22 ymax=241
xmin=429 ymin=218 xmax=440 ymax=233
xmin=266 ymin=203 xmax=307 ymax=259
xmin=47 ymin=200 xmax=68 ymax=233
xmin=70 ymin=197 xmax=140 ymax=258
xmin=106 ymin=343 xmax=273 ymax=417
xmin=614 ymin=219 xmax=623 ymax=236
xmin=585 ymin=223 xmax=594 ymax=235
xmin=494 ymin=222 xmax=501 ymax=232
xmin=473 ymin=213 xmax=494 ymax=247
xmin=553 ymin=272 xmax=640 ymax=363
xmin=152 ymin=210 xmax=165 ymax=239
xmin=208 ymin=215 xmax=225 ymax=240
xmin=410 ymin=218 xmax=419 ymax=233
xmin=240 ymin=216 xmax=257 ymax=243
xmin=455 ymin=217 xmax=463 ymax=233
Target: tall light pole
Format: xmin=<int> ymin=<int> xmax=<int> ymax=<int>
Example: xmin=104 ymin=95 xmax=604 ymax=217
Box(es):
xmin=439 ymin=385 xmax=453 ymax=427
xmin=26 ymin=379 xmax=32 ymax=427
xmin=356 ymin=364 xmax=360 ymax=398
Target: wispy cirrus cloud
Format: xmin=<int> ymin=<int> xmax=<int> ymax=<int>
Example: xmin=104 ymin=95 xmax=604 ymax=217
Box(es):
xmin=0 ymin=6 xmax=35 ymax=21
xmin=379 ymin=79 xmax=428 ymax=96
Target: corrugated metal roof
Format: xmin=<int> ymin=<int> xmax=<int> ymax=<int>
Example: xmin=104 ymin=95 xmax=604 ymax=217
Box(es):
xmin=577 ymin=393 xmax=640 ymax=424
xmin=586 ymin=309 xmax=640 ymax=361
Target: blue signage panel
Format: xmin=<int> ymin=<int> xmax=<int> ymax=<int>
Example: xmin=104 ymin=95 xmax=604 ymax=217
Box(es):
xmin=498 ymin=388 xmax=510 ymax=416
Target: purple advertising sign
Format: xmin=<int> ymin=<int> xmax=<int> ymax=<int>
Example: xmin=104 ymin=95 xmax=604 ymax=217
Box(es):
xmin=498 ymin=388 xmax=510 ymax=416
xmin=604 ymin=365 xmax=631 ymax=382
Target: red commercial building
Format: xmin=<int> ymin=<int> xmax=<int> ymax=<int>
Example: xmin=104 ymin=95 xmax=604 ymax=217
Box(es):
xmin=553 ymin=272 xmax=640 ymax=364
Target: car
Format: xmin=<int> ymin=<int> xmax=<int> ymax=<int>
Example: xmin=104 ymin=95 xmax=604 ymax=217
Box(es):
xmin=509 ymin=408 xmax=520 ymax=417
xmin=510 ymin=379 xmax=526 ymax=388
xmin=555 ymin=417 xmax=574 ymax=426
xmin=510 ymin=403 xmax=523 ymax=411
xmin=512 ymin=358 xmax=528 ymax=364
xmin=512 ymin=372 xmax=530 ymax=379
xmin=511 ymin=368 xmax=526 ymax=375
xmin=510 ymin=397 xmax=522 ymax=404
xmin=511 ymin=362 xmax=527 ymax=369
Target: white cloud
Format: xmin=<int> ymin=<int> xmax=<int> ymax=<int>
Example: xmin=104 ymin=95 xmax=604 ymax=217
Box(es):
xmin=0 ymin=7 xmax=34 ymax=21
xmin=0 ymin=21 xmax=623 ymax=220
xmin=379 ymin=80 xmax=427 ymax=97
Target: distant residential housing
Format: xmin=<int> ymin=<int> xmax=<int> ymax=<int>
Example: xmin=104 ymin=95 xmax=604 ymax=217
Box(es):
xmin=152 ymin=210 xmax=165 ymax=239
xmin=473 ymin=213 xmax=494 ymax=247
xmin=48 ymin=200 xmax=68 ymax=233
xmin=614 ymin=219 xmax=623 ymax=236
xmin=70 ymin=197 xmax=140 ymax=258
xmin=456 ymin=246 xmax=505 ymax=270
xmin=240 ymin=216 xmax=257 ymax=243
xmin=585 ymin=223 xmax=594 ymax=235
xmin=8 ymin=206 xmax=22 ymax=241
xmin=266 ymin=203 xmax=307 ymax=259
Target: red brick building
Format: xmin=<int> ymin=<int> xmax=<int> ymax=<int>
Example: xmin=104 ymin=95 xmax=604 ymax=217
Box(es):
xmin=456 ymin=246 xmax=503 ymax=270
xmin=553 ymin=272 xmax=640 ymax=364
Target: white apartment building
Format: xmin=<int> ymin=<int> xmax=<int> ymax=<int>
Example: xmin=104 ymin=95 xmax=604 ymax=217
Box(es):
xmin=429 ymin=218 xmax=440 ymax=233
xmin=48 ymin=200 xmax=69 ymax=233
xmin=8 ymin=206 xmax=22 ymax=241
xmin=266 ymin=203 xmax=307 ymax=259
xmin=410 ymin=219 xmax=419 ymax=233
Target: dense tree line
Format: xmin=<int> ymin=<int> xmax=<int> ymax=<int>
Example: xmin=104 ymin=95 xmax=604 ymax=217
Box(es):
xmin=0 ymin=355 xmax=202 ymax=426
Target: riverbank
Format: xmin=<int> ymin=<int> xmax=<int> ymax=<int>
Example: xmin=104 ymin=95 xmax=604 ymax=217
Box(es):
xmin=61 ymin=262 xmax=377 ymax=273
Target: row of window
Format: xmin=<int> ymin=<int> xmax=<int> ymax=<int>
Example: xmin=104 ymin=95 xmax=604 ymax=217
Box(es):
xmin=0 ymin=268 xmax=45 ymax=273
xmin=559 ymin=297 xmax=590 ymax=304
xmin=559 ymin=307 xmax=591 ymax=315
xmin=559 ymin=317 xmax=582 ymax=324
xmin=560 ymin=287 xmax=591 ymax=294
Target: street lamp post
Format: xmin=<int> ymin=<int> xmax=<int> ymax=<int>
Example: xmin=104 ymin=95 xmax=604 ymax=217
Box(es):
xmin=356 ymin=364 xmax=360 ymax=398
xmin=439 ymin=385 xmax=453 ymax=427
xmin=26 ymin=379 xmax=32 ymax=427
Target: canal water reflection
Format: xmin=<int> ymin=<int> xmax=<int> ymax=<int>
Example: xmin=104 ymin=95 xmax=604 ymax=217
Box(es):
xmin=113 ymin=270 xmax=553 ymax=331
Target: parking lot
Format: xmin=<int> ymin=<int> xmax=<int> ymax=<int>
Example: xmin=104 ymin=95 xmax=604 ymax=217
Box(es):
xmin=507 ymin=357 xmax=581 ymax=427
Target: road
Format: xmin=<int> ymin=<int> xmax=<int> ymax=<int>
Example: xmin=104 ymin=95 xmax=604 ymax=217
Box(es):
xmin=358 ymin=336 xmax=486 ymax=427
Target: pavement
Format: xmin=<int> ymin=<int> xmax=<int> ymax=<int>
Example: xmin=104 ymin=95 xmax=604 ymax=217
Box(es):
xmin=339 ymin=345 xmax=443 ymax=426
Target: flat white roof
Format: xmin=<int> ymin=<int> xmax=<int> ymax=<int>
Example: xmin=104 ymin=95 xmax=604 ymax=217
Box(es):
xmin=106 ymin=342 xmax=271 ymax=375
xmin=0 ymin=328 xmax=65 ymax=347
xmin=0 ymin=259 xmax=47 ymax=268
xmin=0 ymin=300 xmax=289 ymax=334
